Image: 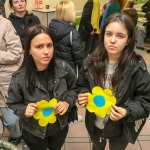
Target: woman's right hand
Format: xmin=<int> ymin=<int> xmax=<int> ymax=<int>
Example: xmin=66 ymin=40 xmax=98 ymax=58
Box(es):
xmin=78 ymin=93 xmax=88 ymax=107
xmin=24 ymin=103 xmax=38 ymax=118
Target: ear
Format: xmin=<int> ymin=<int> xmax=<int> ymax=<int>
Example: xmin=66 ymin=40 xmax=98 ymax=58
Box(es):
xmin=126 ymin=38 xmax=131 ymax=45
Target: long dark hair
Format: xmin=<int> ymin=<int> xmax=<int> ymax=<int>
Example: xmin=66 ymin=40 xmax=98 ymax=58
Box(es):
xmin=21 ymin=24 xmax=55 ymax=95
xmin=89 ymin=13 xmax=136 ymax=92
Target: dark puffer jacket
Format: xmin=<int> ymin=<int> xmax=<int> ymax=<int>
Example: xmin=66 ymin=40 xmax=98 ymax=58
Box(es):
xmin=49 ymin=19 xmax=84 ymax=70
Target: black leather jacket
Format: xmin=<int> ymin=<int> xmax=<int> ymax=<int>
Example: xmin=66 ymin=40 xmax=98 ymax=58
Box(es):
xmin=78 ymin=54 xmax=150 ymax=144
xmin=7 ymin=59 xmax=77 ymax=139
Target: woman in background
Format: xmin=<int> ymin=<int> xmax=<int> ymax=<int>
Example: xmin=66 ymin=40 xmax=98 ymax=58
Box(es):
xmin=8 ymin=0 xmax=40 ymax=48
xmin=49 ymin=0 xmax=84 ymax=72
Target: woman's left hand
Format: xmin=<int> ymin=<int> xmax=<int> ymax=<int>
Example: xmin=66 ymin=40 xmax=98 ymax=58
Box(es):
xmin=110 ymin=105 xmax=127 ymax=121
xmin=54 ymin=101 xmax=69 ymax=116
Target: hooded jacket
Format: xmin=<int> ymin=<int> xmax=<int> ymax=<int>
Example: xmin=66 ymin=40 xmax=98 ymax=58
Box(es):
xmin=122 ymin=8 xmax=138 ymax=26
xmin=8 ymin=12 xmax=40 ymax=48
xmin=78 ymin=53 xmax=150 ymax=144
xmin=49 ymin=19 xmax=84 ymax=70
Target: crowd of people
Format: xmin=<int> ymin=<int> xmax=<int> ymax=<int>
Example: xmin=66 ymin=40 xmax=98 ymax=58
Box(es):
xmin=0 ymin=0 xmax=150 ymax=150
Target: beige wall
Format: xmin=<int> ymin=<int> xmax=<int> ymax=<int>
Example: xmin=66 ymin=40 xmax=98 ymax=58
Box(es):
xmin=5 ymin=0 xmax=108 ymax=17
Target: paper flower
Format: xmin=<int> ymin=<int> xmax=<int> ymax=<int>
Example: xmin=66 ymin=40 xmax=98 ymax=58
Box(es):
xmin=33 ymin=98 xmax=57 ymax=127
xmin=86 ymin=86 xmax=116 ymax=118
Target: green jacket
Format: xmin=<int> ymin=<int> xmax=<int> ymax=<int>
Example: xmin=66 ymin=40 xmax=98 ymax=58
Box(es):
xmin=105 ymin=0 xmax=121 ymax=20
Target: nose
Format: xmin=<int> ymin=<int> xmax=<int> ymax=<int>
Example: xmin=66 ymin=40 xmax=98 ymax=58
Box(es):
xmin=43 ymin=47 xmax=49 ymax=54
xmin=110 ymin=36 xmax=116 ymax=43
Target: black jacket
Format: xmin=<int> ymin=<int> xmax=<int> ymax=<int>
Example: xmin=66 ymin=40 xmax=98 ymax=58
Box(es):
xmin=7 ymin=59 xmax=78 ymax=139
xmin=78 ymin=54 xmax=150 ymax=144
xmin=8 ymin=12 xmax=40 ymax=48
xmin=49 ymin=19 xmax=84 ymax=70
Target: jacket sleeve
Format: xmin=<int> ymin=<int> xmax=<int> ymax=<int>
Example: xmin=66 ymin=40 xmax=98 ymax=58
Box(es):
xmin=7 ymin=74 xmax=26 ymax=119
xmin=71 ymin=30 xmax=84 ymax=69
xmin=0 ymin=20 xmax=23 ymax=65
xmin=124 ymin=68 xmax=150 ymax=122
xmin=77 ymin=58 xmax=91 ymax=93
xmin=62 ymin=61 xmax=78 ymax=108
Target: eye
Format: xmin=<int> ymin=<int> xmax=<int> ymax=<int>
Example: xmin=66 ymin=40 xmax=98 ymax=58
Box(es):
xmin=36 ymin=45 xmax=43 ymax=49
xmin=105 ymin=32 xmax=112 ymax=37
xmin=117 ymin=34 xmax=125 ymax=39
xmin=47 ymin=43 xmax=53 ymax=48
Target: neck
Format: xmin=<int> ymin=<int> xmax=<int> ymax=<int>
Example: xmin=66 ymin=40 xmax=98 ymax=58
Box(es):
xmin=14 ymin=11 xmax=26 ymax=18
xmin=108 ymin=54 xmax=120 ymax=64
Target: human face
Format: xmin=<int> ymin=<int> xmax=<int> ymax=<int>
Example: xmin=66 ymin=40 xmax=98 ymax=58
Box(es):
xmin=12 ymin=0 xmax=26 ymax=13
xmin=104 ymin=22 xmax=129 ymax=62
xmin=29 ymin=33 xmax=54 ymax=71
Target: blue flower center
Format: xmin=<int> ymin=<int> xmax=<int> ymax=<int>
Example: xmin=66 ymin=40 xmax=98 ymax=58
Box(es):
xmin=94 ymin=95 xmax=105 ymax=107
xmin=42 ymin=107 xmax=53 ymax=116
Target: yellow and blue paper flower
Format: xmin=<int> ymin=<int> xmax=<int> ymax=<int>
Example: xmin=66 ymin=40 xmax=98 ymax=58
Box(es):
xmin=33 ymin=98 xmax=57 ymax=127
xmin=86 ymin=86 xmax=116 ymax=118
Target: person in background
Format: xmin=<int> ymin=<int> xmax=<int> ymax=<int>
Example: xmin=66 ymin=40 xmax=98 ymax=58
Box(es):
xmin=0 ymin=14 xmax=23 ymax=145
xmin=49 ymin=0 xmax=84 ymax=72
xmin=100 ymin=0 xmax=121 ymax=30
xmin=141 ymin=0 xmax=150 ymax=13
xmin=99 ymin=3 xmax=108 ymax=28
xmin=122 ymin=0 xmax=138 ymax=26
xmin=7 ymin=24 xmax=78 ymax=150
xmin=78 ymin=0 xmax=100 ymax=56
xmin=8 ymin=0 xmax=40 ymax=49
xmin=78 ymin=13 xmax=150 ymax=150
xmin=0 ymin=0 xmax=6 ymax=17
xmin=136 ymin=11 xmax=150 ymax=53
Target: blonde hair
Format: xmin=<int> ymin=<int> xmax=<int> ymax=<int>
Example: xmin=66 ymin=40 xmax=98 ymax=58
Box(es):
xmin=55 ymin=0 xmax=75 ymax=23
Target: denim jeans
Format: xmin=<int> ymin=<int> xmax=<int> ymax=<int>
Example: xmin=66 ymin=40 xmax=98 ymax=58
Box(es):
xmin=0 ymin=107 xmax=21 ymax=138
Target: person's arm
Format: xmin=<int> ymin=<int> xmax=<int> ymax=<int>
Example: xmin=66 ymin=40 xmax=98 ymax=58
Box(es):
xmin=61 ymin=60 xmax=78 ymax=108
xmin=7 ymin=73 xmax=26 ymax=119
xmin=0 ymin=20 xmax=23 ymax=64
xmin=124 ymin=66 xmax=150 ymax=122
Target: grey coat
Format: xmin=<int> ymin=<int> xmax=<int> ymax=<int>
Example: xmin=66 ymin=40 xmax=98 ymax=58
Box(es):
xmin=0 ymin=15 xmax=23 ymax=107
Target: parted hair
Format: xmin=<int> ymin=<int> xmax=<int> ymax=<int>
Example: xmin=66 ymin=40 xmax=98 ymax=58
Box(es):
xmin=55 ymin=0 xmax=75 ymax=23
xmin=88 ymin=13 xmax=136 ymax=92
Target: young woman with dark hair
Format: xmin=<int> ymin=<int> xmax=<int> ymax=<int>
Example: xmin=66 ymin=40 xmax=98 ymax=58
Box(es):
xmin=7 ymin=24 xmax=78 ymax=150
xmin=78 ymin=13 xmax=150 ymax=150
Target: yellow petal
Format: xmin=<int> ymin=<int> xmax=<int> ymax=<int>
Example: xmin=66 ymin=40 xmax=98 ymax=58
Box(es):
xmin=48 ymin=98 xmax=57 ymax=107
xmin=33 ymin=110 xmax=43 ymax=119
xmin=48 ymin=112 xmax=57 ymax=123
xmin=37 ymin=100 xmax=49 ymax=109
xmin=38 ymin=117 xmax=49 ymax=127
xmin=92 ymin=86 xmax=103 ymax=95
xmin=104 ymin=89 xmax=112 ymax=96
